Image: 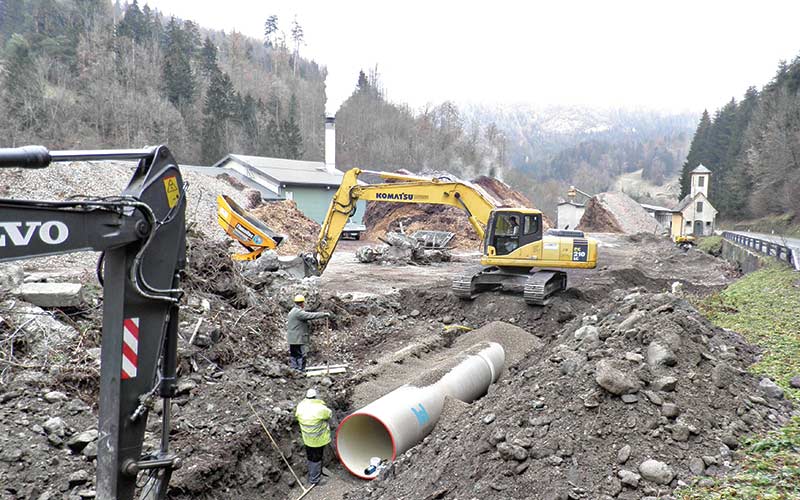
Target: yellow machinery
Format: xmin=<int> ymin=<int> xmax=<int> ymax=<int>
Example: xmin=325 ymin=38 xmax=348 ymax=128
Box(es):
xmin=216 ymin=194 xmax=285 ymax=260
xmin=307 ymin=169 xmax=599 ymax=305
xmin=215 ymin=169 xmax=599 ymax=304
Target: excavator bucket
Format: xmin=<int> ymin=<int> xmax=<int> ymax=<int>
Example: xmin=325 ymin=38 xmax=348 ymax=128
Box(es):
xmin=216 ymin=195 xmax=285 ymax=261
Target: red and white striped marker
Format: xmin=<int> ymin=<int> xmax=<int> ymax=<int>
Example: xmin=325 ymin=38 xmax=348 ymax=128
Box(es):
xmin=121 ymin=317 xmax=139 ymax=380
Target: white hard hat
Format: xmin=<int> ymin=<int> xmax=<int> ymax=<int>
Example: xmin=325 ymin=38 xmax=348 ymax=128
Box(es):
xmin=306 ymin=388 xmax=317 ymax=399
xmin=294 ymin=294 xmax=306 ymax=303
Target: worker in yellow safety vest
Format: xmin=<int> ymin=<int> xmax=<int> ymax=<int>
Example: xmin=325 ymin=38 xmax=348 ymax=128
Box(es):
xmin=295 ymin=388 xmax=332 ymax=486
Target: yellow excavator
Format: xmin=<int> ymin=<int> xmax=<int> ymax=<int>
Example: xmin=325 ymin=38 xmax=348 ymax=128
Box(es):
xmin=217 ymin=169 xmax=598 ymax=304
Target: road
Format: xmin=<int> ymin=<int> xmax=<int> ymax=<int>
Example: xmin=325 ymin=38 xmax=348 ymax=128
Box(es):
xmin=727 ymin=230 xmax=800 ymax=248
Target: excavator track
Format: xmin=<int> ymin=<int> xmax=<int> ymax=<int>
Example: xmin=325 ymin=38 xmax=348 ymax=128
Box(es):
xmin=452 ymin=271 xmax=478 ymax=299
xmin=523 ymin=271 xmax=567 ymax=306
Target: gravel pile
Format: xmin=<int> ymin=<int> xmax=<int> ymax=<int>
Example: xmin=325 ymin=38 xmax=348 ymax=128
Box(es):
xmin=578 ymin=192 xmax=663 ymax=234
xmin=0 ymin=161 xmax=245 ymax=272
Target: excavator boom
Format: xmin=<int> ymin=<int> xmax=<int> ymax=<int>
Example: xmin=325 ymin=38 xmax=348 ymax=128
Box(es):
xmin=0 ymin=145 xmax=186 ymax=500
xmin=310 ymin=168 xmax=497 ymax=273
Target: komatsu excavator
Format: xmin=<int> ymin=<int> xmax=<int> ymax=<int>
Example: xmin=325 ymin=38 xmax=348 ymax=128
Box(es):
xmin=218 ymin=168 xmax=598 ymax=305
xmin=0 ymin=145 xmax=186 ymax=499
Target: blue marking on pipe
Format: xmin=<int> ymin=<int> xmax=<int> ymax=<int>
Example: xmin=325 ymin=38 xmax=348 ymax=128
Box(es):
xmin=411 ymin=404 xmax=429 ymax=425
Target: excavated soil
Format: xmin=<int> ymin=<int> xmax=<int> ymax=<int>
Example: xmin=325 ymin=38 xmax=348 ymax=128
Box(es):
xmin=578 ymin=192 xmax=663 ymax=234
xmin=249 ymin=200 xmax=321 ymax=255
xmin=0 ymin=223 xmax=791 ymax=500
xmin=362 ymin=173 xmax=549 ymax=250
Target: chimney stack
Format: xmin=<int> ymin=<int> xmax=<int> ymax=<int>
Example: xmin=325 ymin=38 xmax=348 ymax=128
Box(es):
xmin=325 ymin=116 xmax=336 ymax=173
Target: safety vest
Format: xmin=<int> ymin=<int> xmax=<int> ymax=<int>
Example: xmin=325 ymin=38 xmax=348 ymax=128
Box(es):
xmin=295 ymin=398 xmax=332 ymax=447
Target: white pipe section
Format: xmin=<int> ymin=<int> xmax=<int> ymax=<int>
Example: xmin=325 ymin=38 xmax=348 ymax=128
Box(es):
xmin=336 ymin=342 xmax=505 ymax=479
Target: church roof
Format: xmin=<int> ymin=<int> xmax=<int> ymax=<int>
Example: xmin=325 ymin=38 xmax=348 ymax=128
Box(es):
xmin=691 ymin=164 xmax=711 ymax=174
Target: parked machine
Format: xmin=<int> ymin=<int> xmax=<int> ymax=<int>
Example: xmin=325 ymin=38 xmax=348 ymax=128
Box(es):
xmin=0 ymin=145 xmax=186 ymax=500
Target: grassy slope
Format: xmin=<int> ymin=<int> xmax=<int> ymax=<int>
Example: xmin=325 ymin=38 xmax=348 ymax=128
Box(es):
xmin=678 ymin=265 xmax=800 ymax=499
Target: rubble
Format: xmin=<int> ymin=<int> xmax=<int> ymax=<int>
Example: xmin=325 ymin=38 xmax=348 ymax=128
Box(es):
xmin=578 ymin=191 xmax=663 ymax=234
xmin=355 ymin=231 xmax=452 ymax=265
xmin=15 ymin=282 xmax=84 ymax=308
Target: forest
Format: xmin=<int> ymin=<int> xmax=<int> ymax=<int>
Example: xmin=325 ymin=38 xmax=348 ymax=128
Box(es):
xmin=679 ymin=57 xmax=800 ymax=221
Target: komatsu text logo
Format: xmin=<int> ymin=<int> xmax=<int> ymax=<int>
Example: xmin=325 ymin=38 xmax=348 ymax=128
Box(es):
xmin=375 ymin=192 xmax=414 ymax=201
xmin=0 ymin=221 xmax=69 ymax=247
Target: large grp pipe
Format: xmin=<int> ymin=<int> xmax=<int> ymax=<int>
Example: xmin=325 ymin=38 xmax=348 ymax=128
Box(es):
xmin=336 ymin=341 xmax=505 ymax=479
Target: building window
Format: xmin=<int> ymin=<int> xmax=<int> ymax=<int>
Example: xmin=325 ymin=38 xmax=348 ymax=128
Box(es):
xmin=698 ymin=176 xmax=704 ymax=187
xmin=696 ymin=201 xmax=703 ymax=213
xmin=686 ymin=220 xmax=692 ymax=226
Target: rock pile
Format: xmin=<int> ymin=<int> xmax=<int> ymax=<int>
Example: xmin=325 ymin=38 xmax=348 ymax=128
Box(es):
xmin=350 ymin=290 xmax=794 ymax=499
xmin=578 ymin=192 xmax=663 ymax=234
xmin=355 ymin=232 xmax=452 ymax=265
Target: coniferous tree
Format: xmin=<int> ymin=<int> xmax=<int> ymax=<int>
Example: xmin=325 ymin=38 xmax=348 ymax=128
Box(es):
xmin=201 ymin=69 xmax=236 ymax=162
xmin=281 ymin=94 xmax=303 ymax=159
xmin=679 ymin=110 xmax=712 ymax=199
xmin=161 ymin=18 xmax=196 ymax=110
xmin=199 ymin=35 xmax=219 ymax=76
xmin=264 ymin=15 xmax=278 ymax=47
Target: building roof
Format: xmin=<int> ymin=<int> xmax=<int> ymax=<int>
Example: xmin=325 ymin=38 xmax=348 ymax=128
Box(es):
xmin=213 ymin=154 xmax=344 ymax=186
xmin=691 ymin=164 xmax=711 ymax=174
xmin=557 ymin=200 xmax=585 ymax=208
xmin=639 ymin=203 xmax=674 ymax=213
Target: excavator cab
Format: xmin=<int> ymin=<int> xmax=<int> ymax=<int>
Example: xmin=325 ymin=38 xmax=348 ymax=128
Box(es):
xmin=486 ymin=210 xmax=542 ymax=256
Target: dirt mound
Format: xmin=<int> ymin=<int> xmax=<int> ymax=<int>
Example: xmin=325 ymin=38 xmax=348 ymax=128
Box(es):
xmin=249 ymin=200 xmax=321 ymax=255
xmin=578 ymin=192 xmax=663 ymax=234
xmin=362 ymin=173 xmax=550 ymax=250
xmin=363 ymin=203 xmax=481 ymax=250
xmin=473 ymin=176 xmax=535 ymax=208
xmin=348 ymin=290 xmax=793 ymax=500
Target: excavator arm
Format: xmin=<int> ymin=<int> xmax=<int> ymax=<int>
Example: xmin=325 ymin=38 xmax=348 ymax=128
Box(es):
xmin=0 ymin=145 xmax=186 ymax=500
xmin=309 ymin=168 xmax=497 ymax=274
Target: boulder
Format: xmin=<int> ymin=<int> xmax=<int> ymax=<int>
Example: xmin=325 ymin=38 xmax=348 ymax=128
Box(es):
xmin=638 ymin=459 xmax=674 ymax=485
xmin=595 ymin=359 xmax=641 ymax=395
xmin=759 ymin=378 xmax=784 ymax=399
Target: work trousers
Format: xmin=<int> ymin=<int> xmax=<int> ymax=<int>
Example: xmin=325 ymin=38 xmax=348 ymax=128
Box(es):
xmin=289 ymin=344 xmax=306 ymax=371
xmin=305 ymin=444 xmax=324 ymax=484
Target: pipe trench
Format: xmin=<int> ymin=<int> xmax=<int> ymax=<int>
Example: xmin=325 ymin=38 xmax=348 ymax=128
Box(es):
xmin=336 ymin=341 xmax=505 ymax=479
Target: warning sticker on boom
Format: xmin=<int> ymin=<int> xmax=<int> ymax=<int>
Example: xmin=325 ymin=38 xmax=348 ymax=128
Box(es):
xmin=163 ymin=176 xmax=180 ymax=208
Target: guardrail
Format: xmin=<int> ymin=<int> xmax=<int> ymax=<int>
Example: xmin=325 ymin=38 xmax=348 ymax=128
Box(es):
xmin=722 ymin=231 xmax=800 ymax=271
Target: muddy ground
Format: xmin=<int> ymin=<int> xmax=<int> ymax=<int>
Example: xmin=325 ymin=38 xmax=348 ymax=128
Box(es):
xmin=0 ymin=231 xmax=792 ymax=500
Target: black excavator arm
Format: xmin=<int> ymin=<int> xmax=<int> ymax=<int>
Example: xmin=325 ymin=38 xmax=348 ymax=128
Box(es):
xmin=0 ymin=145 xmax=186 ymax=500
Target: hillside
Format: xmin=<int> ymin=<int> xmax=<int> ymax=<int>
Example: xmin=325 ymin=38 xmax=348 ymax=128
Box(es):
xmin=0 ymin=0 xmax=326 ymax=165
xmin=679 ymin=55 xmax=800 ymax=221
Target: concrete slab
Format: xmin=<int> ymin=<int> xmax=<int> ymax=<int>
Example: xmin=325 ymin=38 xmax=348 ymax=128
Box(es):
xmin=16 ymin=282 xmax=84 ymax=308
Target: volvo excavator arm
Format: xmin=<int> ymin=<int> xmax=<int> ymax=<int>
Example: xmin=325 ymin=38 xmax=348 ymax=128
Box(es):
xmin=308 ymin=168 xmax=497 ymax=274
xmin=0 ymin=145 xmax=186 ymax=500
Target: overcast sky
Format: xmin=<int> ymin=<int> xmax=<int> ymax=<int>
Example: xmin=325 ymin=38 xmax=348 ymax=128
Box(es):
xmin=146 ymin=0 xmax=800 ymax=115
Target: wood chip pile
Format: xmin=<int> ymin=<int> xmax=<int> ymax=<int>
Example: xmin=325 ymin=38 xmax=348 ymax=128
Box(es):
xmin=577 ymin=192 xmax=663 ymax=234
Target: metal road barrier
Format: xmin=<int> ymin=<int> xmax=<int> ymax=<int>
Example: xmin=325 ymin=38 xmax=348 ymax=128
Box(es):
xmin=722 ymin=231 xmax=800 ymax=271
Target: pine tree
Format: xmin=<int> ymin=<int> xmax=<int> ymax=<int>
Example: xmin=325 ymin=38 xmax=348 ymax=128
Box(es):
xmin=161 ymin=18 xmax=196 ymax=110
xmin=264 ymin=15 xmax=278 ymax=47
xmin=679 ymin=110 xmax=712 ymax=199
xmin=281 ymin=94 xmax=303 ymax=159
xmin=201 ymin=69 xmax=237 ymax=162
xmin=115 ymin=0 xmax=145 ymax=44
xmin=200 ymin=36 xmax=219 ymax=76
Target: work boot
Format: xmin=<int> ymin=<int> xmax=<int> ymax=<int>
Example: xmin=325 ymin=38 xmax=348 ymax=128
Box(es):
xmin=308 ymin=460 xmax=322 ymax=485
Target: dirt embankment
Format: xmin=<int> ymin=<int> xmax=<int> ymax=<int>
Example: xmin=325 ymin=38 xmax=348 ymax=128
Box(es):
xmin=578 ymin=192 xmax=663 ymax=234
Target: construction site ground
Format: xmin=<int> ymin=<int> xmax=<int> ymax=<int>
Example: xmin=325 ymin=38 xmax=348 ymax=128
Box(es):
xmin=1 ymin=230 xmax=796 ymax=500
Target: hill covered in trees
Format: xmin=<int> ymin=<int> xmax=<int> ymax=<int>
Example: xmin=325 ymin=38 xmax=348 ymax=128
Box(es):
xmin=679 ymin=57 xmax=800 ymax=221
xmin=0 ymin=0 xmax=325 ymax=164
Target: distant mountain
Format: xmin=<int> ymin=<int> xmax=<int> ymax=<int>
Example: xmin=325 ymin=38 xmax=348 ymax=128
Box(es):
xmin=463 ymin=104 xmax=697 ymax=217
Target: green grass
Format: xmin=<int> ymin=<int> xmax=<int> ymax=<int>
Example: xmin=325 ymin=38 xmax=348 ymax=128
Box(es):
xmin=697 ymin=235 xmax=723 ymax=256
xmin=678 ymin=264 xmax=800 ymax=499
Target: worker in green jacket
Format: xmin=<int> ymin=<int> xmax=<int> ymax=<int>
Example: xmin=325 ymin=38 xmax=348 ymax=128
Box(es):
xmin=295 ymin=388 xmax=332 ymax=486
xmin=286 ymin=294 xmax=330 ymax=371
